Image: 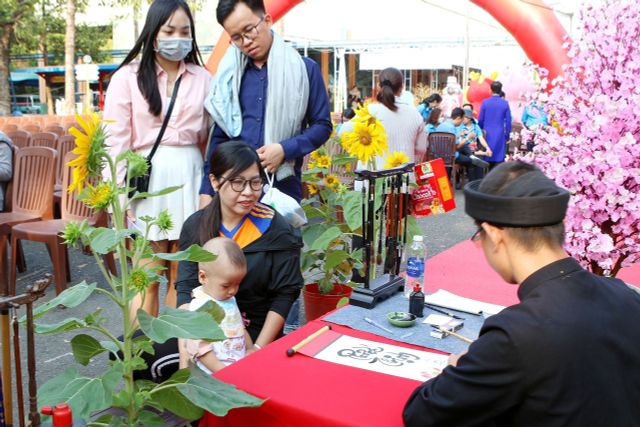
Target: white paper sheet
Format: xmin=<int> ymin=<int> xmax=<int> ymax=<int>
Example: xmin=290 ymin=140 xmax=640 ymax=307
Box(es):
xmin=314 ymin=334 xmax=449 ymax=382
xmin=425 ymin=289 xmax=506 ymax=315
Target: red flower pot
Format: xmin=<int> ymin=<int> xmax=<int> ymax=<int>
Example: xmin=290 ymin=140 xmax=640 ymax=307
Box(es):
xmin=303 ymin=283 xmax=353 ymax=322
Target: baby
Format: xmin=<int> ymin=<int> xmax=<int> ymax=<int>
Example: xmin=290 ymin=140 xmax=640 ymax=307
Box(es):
xmin=179 ymin=237 xmax=254 ymax=374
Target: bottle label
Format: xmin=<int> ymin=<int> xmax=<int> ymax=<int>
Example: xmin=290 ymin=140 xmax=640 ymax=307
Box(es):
xmin=407 ymin=257 xmax=424 ymax=278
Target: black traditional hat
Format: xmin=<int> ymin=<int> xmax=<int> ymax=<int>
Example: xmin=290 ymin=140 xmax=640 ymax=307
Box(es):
xmin=464 ymin=167 xmax=570 ymax=227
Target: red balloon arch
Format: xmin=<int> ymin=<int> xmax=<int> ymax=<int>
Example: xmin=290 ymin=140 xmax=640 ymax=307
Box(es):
xmin=206 ymin=0 xmax=569 ymax=85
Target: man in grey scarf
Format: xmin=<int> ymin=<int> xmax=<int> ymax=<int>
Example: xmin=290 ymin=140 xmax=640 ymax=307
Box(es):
xmin=199 ymin=0 xmax=332 ymax=206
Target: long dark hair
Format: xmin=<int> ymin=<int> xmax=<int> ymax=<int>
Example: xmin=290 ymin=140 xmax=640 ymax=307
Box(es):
xmin=198 ymin=141 xmax=266 ymax=245
xmin=376 ymin=67 xmax=403 ymax=112
xmin=426 ymin=107 xmax=441 ymax=127
xmin=117 ymin=0 xmax=203 ymax=117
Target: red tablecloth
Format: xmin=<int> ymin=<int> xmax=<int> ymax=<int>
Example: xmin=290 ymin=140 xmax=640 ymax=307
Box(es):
xmin=200 ymin=241 xmax=639 ymax=426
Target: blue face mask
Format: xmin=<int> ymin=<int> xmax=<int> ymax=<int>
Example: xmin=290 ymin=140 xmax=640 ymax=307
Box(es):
xmin=155 ymin=37 xmax=192 ymax=62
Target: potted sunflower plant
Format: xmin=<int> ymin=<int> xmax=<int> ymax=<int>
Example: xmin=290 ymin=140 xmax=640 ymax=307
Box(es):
xmin=30 ymin=112 xmax=263 ymax=425
xmin=301 ymin=104 xmax=393 ymax=321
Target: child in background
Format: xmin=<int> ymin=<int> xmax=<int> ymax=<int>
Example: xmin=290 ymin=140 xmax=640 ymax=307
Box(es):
xmin=179 ymin=237 xmax=254 ymax=374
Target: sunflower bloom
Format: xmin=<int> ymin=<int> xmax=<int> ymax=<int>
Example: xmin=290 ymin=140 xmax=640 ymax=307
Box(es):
xmin=310 ymin=150 xmax=321 ymax=161
xmin=81 ymin=182 xmax=113 ymax=210
xmin=323 ymin=174 xmax=340 ymax=190
xmin=307 ymin=183 xmax=319 ymax=195
xmin=353 ymin=102 xmax=376 ymax=126
xmin=384 ymin=151 xmax=410 ymax=169
xmin=67 ymin=112 xmax=107 ymax=193
xmin=315 ymin=155 xmax=332 ymax=169
xmin=341 ymin=120 xmax=388 ymax=164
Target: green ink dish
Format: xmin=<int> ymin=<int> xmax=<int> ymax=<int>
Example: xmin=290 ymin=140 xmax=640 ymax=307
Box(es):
xmin=387 ymin=312 xmax=417 ymax=327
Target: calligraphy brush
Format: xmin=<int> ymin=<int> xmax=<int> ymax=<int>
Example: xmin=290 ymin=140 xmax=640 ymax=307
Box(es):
xmin=377 ymin=178 xmax=387 ymax=265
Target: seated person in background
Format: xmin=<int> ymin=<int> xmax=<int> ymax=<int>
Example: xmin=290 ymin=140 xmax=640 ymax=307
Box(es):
xmin=179 ymin=237 xmax=255 ymax=374
xmin=403 ymin=161 xmax=640 ymax=427
xmin=424 ymin=107 xmax=442 ymax=135
xmin=417 ymin=93 xmax=443 ymax=123
xmin=435 ymin=106 xmax=463 ymax=136
xmin=459 ymin=108 xmax=492 ymax=158
xmin=0 ymin=131 xmax=14 ymax=212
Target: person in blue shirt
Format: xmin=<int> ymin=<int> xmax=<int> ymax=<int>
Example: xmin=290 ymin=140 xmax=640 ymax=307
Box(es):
xmin=417 ymin=93 xmax=442 ymax=123
xmin=521 ymin=101 xmax=549 ymax=151
xmin=424 ymin=107 xmax=441 ymax=135
xmin=200 ymin=0 xmax=332 ymax=206
xmin=478 ymin=81 xmax=512 ymax=166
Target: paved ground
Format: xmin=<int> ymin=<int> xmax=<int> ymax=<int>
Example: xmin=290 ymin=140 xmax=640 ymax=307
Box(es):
xmin=4 ymin=190 xmax=476 ymax=420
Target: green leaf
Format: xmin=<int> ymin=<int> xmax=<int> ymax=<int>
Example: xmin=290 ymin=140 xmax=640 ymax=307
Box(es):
xmin=302 ymin=223 xmax=328 ymax=248
xmin=153 ymin=244 xmax=216 ymax=262
xmin=325 ymin=250 xmax=350 ymax=270
xmin=150 ymin=369 xmax=203 ymax=420
xmin=28 ymin=281 xmax=97 ymax=321
xmin=336 ymin=297 xmax=350 ymax=308
xmin=342 ymin=190 xmax=363 ymax=232
xmin=71 ymin=334 xmax=107 ymax=366
xmin=138 ymin=307 xmax=226 ymax=344
xmin=310 ymin=226 xmax=342 ymax=251
xmin=38 ymin=363 xmax=123 ymax=421
xmin=90 ymin=227 xmax=120 ymax=254
xmin=35 ymin=317 xmax=87 ymax=334
xmin=100 ymin=340 xmax=121 ymax=356
xmin=138 ymin=410 xmax=165 ymax=427
xmin=133 ymin=335 xmax=155 ymax=357
xmin=176 ymin=365 xmax=264 ymax=416
xmin=131 ymin=185 xmax=183 ymax=201
xmin=196 ymin=300 xmax=226 ymax=324
xmin=332 ymin=154 xmax=358 ymax=166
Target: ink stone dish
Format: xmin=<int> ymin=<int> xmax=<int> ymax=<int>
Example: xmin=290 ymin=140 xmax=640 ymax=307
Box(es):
xmin=387 ymin=312 xmax=417 ymax=327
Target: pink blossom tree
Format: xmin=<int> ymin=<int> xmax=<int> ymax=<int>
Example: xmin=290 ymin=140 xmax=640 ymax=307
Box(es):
xmin=527 ymin=0 xmax=640 ymax=276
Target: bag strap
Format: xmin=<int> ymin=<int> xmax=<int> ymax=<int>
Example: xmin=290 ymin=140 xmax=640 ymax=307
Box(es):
xmin=147 ymin=75 xmax=183 ymax=161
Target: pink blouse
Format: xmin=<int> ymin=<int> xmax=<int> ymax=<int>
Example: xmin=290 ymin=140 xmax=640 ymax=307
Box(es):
xmin=103 ymin=61 xmax=211 ymax=182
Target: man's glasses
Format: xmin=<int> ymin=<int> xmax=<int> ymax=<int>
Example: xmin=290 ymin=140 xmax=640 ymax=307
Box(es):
xmin=470 ymin=227 xmax=483 ymax=243
xmin=228 ymin=17 xmax=264 ymax=46
xmin=224 ymin=177 xmax=264 ymax=192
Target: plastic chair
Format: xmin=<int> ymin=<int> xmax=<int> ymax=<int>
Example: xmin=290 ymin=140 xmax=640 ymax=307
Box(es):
xmin=29 ymin=132 xmax=58 ymax=150
xmin=22 ymin=124 xmax=41 ymax=134
xmin=1 ymin=124 xmax=20 ymax=133
xmin=43 ymin=124 xmax=65 ymax=137
xmin=10 ymin=152 xmax=116 ymax=295
xmin=426 ymin=132 xmax=457 ymax=191
xmin=0 ymin=147 xmax=57 ymax=296
xmin=6 ymin=130 xmax=31 ymax=149
xmin=54 ymin=135 xmax=76 ymax=190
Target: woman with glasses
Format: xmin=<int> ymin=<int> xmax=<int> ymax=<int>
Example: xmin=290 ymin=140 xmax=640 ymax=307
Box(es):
xmin=176 ymin=141 xmax=304 ymax=346
xmin=103 ymin=0 xmax=211 ymax=318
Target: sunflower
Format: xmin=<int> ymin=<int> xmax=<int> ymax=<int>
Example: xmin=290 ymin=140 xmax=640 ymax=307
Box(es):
xmin=353 ymin=101 xmax=377 ymax=126
xmin=341 ymin=120 xmax=388 ymax=164
xmin=323 ymin=174 xmax=340 ymax=190
xmin=384 ymin=151 xmax=410 ymax=169
xmin=315 ymin=155 xmax=332 ymax=169
xmin=80 ymin=182 xmax=113 ymax=210
xmin=310 ymin=150 xmax=321 ymax=161
xmin=67 ymin=111 xmax=107 ymax=192
xmin=307 ymin=183 xmax=319 ymax=195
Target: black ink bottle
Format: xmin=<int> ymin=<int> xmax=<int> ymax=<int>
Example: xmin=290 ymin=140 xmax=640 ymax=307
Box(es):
xmin=409 ymin=285 xmax=425 ymax=318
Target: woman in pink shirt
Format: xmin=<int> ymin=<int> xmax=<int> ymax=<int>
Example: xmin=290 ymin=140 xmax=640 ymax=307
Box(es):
xmin=103 ymin=0 xmax=211 ymax=318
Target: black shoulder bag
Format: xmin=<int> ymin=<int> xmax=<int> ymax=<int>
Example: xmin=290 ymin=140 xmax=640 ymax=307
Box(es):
xmin=128 ymin=75 xmax=183 ymax=198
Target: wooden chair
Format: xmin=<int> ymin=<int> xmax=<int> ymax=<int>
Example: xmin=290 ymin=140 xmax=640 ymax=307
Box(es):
xmin=11 ymin=153 xmax=116 ymax=295
xmin=426 ymin=132 xmax=458 ymax=192
xmin=6 ymin=130 xmax=31 ymax=149
xmin=22 ymin=123 xmax=41 ymax=134
xmin=43 ymin=124 xmax=65 ymax=137
xmin=29 ymin=131 xmax=58 ymax=150
xmin=0 ymin=147 xmax=57 ymax=297
xmin=1 ymin=123 xmax=19 ymax=133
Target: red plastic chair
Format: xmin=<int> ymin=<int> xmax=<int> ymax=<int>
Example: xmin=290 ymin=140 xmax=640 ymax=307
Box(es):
xmin=11 ymin=152 xmax=117 ymax=295
xmin=0 ymin=147 xmax=57 ymax=296
xmin=6 ymin=130 xmax=31 ymax=149
xmin=29 ymin=132 xmax=58 ymax=150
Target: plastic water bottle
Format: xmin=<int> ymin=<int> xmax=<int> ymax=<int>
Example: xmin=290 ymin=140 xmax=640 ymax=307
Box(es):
xmin=404 ymin=235 xmax=426 ymax=298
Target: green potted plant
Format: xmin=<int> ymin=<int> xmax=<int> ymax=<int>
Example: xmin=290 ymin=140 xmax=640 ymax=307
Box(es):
xmin=300 ymin=138 xmax=364 ymax=321
xmin=29 ymin=112 xmax=263 ymax=425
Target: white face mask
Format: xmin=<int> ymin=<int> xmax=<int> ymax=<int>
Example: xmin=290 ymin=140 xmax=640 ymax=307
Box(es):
xmin=155 ymin=37 xmax=192 ymax=62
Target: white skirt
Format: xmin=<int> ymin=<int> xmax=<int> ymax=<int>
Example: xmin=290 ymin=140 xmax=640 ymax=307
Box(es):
xmin=131 ymin=145 xmax=203 ymax=241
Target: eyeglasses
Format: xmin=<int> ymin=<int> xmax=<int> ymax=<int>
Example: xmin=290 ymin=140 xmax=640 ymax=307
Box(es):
xmin=223 ymin=176 xmax=264 ymax=192
xmin=228 ymin=17 xmax=264 ymax=46
xmin=470 ymin=227 xmax=483 ymax=243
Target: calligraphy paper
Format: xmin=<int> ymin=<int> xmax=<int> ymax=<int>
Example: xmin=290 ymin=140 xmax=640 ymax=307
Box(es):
xmin=297 ymin=330 xmax=448 ymax=382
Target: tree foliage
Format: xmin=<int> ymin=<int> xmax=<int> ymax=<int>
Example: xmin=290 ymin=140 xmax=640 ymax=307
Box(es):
xmin=528 ymin=0 xmax=640 ymax=276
